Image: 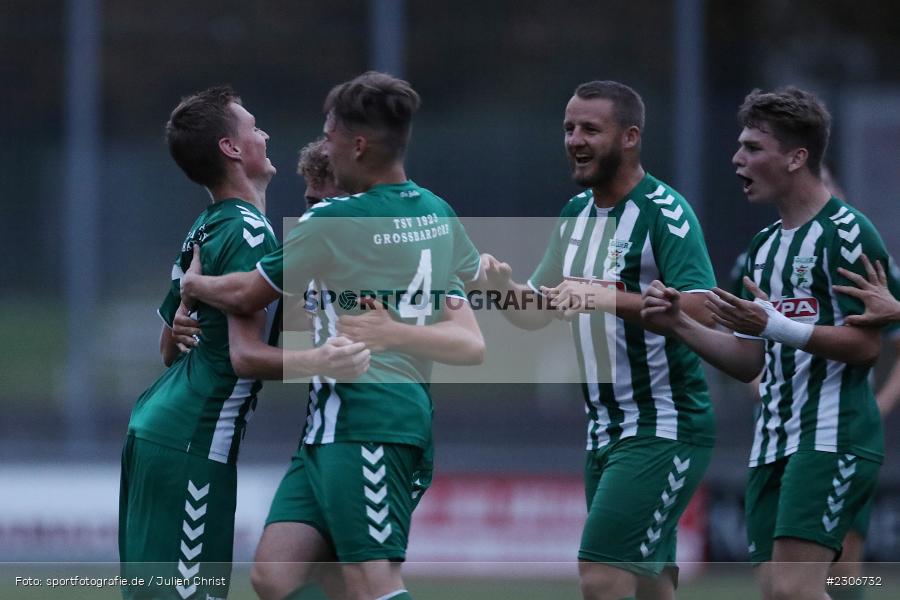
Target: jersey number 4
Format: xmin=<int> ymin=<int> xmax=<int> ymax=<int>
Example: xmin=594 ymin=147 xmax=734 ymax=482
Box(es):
xmin=398 ymin=249 xmax=433 ymax=326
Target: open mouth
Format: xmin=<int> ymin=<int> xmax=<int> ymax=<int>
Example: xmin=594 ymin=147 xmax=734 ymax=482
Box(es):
xmin=737 ymin=173 xmax=753 ymax=194
xmin=574 ymin=154 xmax=592 ymax=166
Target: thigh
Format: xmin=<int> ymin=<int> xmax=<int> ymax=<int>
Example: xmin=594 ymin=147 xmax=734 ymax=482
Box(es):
xmin=579 ymin=437 xmax=711 ymax=578
xmin=745 ymin=460 xmax=784 ymax=564
xmin=775 ymin=452 xmax=879 ymax=555
xmin=307 ymin=442 xmax=423 ymax=563
xmin=265 ymin=446 xmax=330 ymax=541
xmin=120 ymin=438 xmax=235 ymax=599
xmin=253 ymin=521 xmax=337 ymax=597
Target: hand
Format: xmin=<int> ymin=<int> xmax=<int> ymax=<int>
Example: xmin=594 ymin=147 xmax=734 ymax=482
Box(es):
xmin=179 ymin=243 xmax=203 ymax=309
xmin=835 ymin=254 xmax=900 ymax=327
xmin=541 ymin=278 xmax=614 ymax=319
xmin=313 ymin=336 xmax=371 ymax=380
xmin=706 ymin=277 xmax=769 ymax=335
xmin=336 ymin=301 xmax=398 ymax=352
xmin=478 ymin=253 xmax=513 ymax=290
xmin=640 ymin=280 xmax=683 ymax=332
xmin=172 ymin=303 xmax=201 ymax=353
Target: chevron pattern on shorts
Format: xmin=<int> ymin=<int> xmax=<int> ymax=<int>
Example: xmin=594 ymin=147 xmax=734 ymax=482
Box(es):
xmin=639 ymin=455 xmax=690 ymax=559
xmin=175 ymin=479 xmax=209 ymax=599
xmin=822 ymin=454 xmax=857 ymax=533
xmin=362 ymin=444 xmax=392 ymax=544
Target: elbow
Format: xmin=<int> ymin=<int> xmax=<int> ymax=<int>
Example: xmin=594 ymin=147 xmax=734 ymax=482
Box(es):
xmin=852 ymin=345 xmax=880 ymax=368
xmin=465 ymin=337 xmax=487 ymax=365
xmin=229 ymin=348 xmax=254 ymax=378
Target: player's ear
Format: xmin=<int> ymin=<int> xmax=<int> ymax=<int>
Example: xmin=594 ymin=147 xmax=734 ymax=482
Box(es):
xmin=353 ymin=135 xmax=368 ymax=160
xmin=787 ymin=147 xmax=808 ymax=173
xmin=219 ymin=137 xmax=241 ymax=160
xmin=622 ymin=125 xmax=640 ymax=150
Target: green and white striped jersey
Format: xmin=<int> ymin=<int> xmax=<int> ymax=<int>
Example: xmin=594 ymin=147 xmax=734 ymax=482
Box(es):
xmin=257 ymin=180 xmax=480 ymax=449
xmin=529 ymin=174 xmax=716 ymax=450
xmin=128 ymin=199 xmax=279 ymax=464
xmin=738 ymin=197 xmax=889 ymax=467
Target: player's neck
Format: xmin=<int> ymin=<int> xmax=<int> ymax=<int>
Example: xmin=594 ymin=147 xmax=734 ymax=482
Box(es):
xmin=592 ymin=164 xmax=645 ymax=209
xmin=358 ymin=163 xmax=407 ymax=191
xmin=209 ymin=177 xmax=268 ymax=213
xmin=775 ymin=176 xmax=830 ymax=230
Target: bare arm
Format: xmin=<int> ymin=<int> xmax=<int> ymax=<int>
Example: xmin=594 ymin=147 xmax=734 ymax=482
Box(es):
xmin=228 ymin=311 xmax=370 ymax=381
xmin=707 ymin=280 xmax=880 ymax=366
xmin=179 ymin=244 xmax=280 ymax=315
xmin=642 ymin=281 xmax=765 ymax=382
xmin=337 ymin=298 xmax=485 ymax=366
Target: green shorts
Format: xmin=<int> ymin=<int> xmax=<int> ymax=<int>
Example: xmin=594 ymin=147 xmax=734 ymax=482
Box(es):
xmin=849 ymin=493 xmax=874 ymax=538
xmin=745 ymin=451 xmax=880 ymax=564
xmin=119 ymin=433 xmax=235 ymax=599
xmin=266 ymin=441 xmax=429 ymax=563
xmin=579 ymin=436 xmax=712 ymax=577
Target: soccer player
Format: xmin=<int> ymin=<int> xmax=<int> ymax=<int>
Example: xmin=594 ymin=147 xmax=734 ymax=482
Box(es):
xmin=180 ymin=71 xmax=484 ymax=600
xmin=298 ymin=137 xmax=342 ymax=210
xmin=119 ymin=87 xmax=369 ymax=600
xmin=480 ymin=80 xmax=716 ymax=600
xmin=642 ymin=87 xmax=889 ymax=600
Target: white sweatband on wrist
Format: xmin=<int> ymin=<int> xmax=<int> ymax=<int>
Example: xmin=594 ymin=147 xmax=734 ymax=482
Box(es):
xmin=755 ymin=298 xmax=814 ymax=348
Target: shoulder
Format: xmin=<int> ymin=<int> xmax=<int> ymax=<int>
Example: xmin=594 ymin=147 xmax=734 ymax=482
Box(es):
xmin=637 ymin=176 xmax=693 ymax=216
xmin=820 ymin=200 xmax=885 ymax=259
xmin=296 ymin=194 xmax=366 ymax=223
xmin=559 ymin=190 xmax=592 ymax=218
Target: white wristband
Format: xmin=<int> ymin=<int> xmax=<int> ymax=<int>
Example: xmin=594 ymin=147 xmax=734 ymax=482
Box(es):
xmin=755 ymin=298 xmax=814 ymax=348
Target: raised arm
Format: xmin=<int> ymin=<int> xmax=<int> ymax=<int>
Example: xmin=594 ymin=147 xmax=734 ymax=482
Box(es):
xmin=180 ymin=243 xmax=280 ymax=315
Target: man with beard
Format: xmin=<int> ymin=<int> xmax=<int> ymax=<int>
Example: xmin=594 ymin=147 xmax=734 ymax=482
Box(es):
xmin=480 ymin=80 xmax=716 ymax=600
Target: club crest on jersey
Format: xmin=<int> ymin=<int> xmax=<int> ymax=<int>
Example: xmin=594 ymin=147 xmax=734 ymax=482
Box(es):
xmin=790 ymin=256 xmax=816 ymax=288
xmin=772 ymin=297 xmax=819 ymax=323
xmin=603 ymin=239 xmax=632 ymax=277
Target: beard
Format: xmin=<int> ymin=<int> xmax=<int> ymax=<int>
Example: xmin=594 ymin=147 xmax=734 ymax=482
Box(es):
xmin=572 ymin=147 xmax=622 ymax=188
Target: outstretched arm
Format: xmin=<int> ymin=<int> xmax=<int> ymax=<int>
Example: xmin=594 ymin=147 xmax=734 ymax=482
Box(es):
xmin=180 ymin=243 xmax=280 ymax=315
xmin=707 ymin=278 xmax=880 ymax=366
xmin=542 ymin=279 xmax=716 ymax=329
xmin=641 ymin=281 xmax=765 ymax=382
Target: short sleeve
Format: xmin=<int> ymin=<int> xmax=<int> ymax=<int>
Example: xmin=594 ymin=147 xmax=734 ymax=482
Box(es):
xmin=450 ymin=215 xmax=481 ymax=284
xmin=652 ymin=199 xmax=716 ymax=292
xmin=829 ymin=212 xmax=890 ymax=318
xmin=528 ymin=213 xmax=568 ymax=291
